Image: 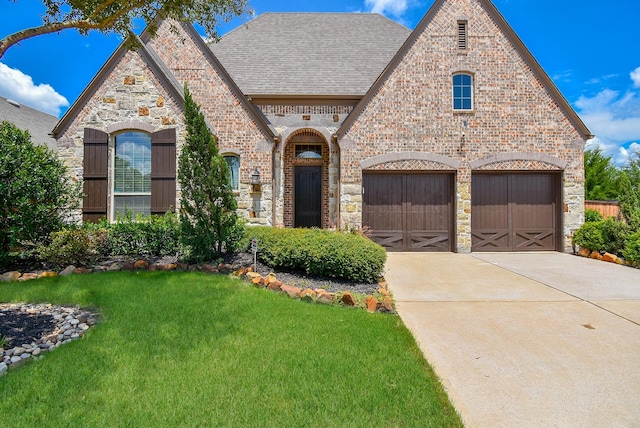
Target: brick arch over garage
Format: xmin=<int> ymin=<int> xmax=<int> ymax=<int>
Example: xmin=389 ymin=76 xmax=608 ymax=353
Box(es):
xmin=361 ymin=152 xmax=461 ymax=170
xmin=469 ymin=152 xmax=567 ymax=170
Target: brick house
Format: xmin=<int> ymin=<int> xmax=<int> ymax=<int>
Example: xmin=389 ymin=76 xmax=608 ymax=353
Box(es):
xmin=52 ymin=0 xmax=591 ymax=253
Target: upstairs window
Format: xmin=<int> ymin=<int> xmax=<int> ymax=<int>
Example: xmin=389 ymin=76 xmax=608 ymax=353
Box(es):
xmin=114 ymin=131 xmax=151 ymax=218
xmin=223 ymin=155 xmax=240 ymax=190
xmin=453 ymin=73 xmax=473 ymax=111
xmin=458 ymin=20 xmax=468 ymax=50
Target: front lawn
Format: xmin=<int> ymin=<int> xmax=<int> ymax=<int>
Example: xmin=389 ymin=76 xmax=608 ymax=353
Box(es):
xmin=0 ymin=272 xmax=461 ymax=427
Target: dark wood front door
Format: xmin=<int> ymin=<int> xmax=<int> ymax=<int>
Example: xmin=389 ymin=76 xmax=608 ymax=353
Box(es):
xmin=295 ymin=166 xmax=322 ymax=228
xmin=363 ymin=173 xmax=455 ymax=252
xmin=472 ymin=173 xmax=560 ymax=251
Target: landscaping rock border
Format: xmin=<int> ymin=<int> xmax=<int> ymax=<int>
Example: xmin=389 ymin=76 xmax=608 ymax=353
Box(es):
xmin=1 ymin=257 xmax=394 ymax=314
xmin=0 ymin=303 xmax=98 ymax=375
xmin=575 ymin=247 xmax=638 ymax=267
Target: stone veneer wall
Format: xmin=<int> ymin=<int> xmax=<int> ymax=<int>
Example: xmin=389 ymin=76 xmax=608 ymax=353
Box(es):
xmin=339 ymin=0 xmax=586 ymax=252
xmin=146 ymin=20 xmax=275 ymax=224
xmin=55 ymin=48 xmax=185 ymax=222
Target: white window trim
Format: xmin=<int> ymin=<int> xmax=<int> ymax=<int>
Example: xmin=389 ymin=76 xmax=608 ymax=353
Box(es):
xmin=452 ymin=72 xmax=474 ymax=112
xmin=111 ymin=131 xmax=152 ymax=221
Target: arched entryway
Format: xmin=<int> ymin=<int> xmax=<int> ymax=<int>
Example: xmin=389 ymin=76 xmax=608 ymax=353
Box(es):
xmin=283 ymin=129 xmax=331 ymax=228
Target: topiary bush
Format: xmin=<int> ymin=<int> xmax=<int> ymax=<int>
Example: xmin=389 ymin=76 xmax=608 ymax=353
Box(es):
xmin=622 ymin=231 xmax=640 ymax=265
xmin=240 ymin=227 xmax=386 ymax=283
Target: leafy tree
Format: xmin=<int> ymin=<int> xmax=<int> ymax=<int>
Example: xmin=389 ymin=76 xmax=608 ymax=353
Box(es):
xmin=618 ymin=153 xmax=640 ymax=231
xmin=178 ymin=85 xmax=240 ymax=261
xmin=0 ymin=0 xmax=250 ymax=58
xmin=0 ymin=121 xmax=81 ymax=261
xmin=584 ymin=146 xmax=620 ymax=200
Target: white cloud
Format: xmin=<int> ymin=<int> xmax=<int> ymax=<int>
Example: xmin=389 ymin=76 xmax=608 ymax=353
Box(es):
xmin=575 ymin=82 xmax=640 ymax=165
xmin=631 ymin=66 xmax=640 ymax=88
xmin=365 ymin=0 xmax=408 ymax=16
xmin=0 ymin=62 xmax=68 ymax=117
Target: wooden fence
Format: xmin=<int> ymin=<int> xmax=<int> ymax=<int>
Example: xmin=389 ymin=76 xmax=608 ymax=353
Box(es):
xmin=585 ymin=200 xmax=621 ymax=219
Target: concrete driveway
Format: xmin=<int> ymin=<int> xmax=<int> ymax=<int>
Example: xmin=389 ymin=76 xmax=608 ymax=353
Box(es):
xmin=385 ymin=252 xmax=640 ymax=428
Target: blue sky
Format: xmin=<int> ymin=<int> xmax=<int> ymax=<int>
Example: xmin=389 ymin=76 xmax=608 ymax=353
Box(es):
xmin=1 ymin=0 xmax=639 ymax=164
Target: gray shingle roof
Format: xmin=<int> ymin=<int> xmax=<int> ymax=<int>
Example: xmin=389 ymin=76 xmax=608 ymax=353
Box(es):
xmin=0 ymin=96 xmax=58 ymax=150
xmin=208 ymin=13 xmax=411 ymax=97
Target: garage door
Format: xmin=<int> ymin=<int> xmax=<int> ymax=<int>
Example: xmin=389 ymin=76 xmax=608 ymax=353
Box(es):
xmin=363 ymin=173 xmax=455 ymax=252
xmin=471 ymin=173 xmax=561 ymax=252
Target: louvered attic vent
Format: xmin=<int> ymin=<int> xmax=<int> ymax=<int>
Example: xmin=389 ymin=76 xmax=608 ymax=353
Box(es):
xmin=458 ymin=21 xmax=468 ymax=50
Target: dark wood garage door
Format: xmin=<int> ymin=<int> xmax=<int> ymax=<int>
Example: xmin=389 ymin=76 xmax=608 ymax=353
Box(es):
xmin=363 ymin=173 xmax=455 ymax=252
xmin=472 ymin=173 xmax=561 ymax=252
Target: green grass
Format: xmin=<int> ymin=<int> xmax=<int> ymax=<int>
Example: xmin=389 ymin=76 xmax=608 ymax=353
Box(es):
xmin=0 ymin=272 xmax=461 ymax=427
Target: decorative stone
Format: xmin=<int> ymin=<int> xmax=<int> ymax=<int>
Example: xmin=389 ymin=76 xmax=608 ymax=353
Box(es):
xmin=32 ymin=348 xmax=41 ymax=356
xmin=59 ymin=266 xmax=76 ymax=276
xmin=123 ymin=75 xmax=135 ymax=85
xmin=578 ymin=248 xmax=591 ymax=257
xmin=156 ymin=97 xmax=164 ymax=107
xmin=134 ymin=260 xmax=149 ymax=270
xmin=316 ymin=292 xmax=334 ymax=304
xmin=10 ymin=356 xmax=21 ymax=364
xmin=103 ymin=97 xmax=116 ymax=103
xmin=267 ymin=280 xmax=283 ymax=291
xmin=364 ymin=295 xmax=378 ymax=313
xmin=300 ymin=289 xmax=316 ymax=302
xmin=38 ymin=271 xmax=57 ymax=279
xmin=602 ymin=253 xmax=618 ymax=264
xmin=13 ymin=347 xmax=25 ymax=355
xmin=590 ymin=251 xmax=604 ymax=261
xmin=0 ymin=362 xmax=6 ymax=373
xmin=19 ymin=273 xmax=38 ymax=281
xmin=176 ymin=263 xmax=189 ymax=271
xmin=235 ymin=267 xmax=248 ymax=277
xmin=1 ymin=271 xmax=21 ymax=282
xmin=122 ymin=261 xmax=135 ymax=271
xmin=138 ymin=107 xmax=149 ymax=116
xmin=218 ymin=264 xmax=233 ymax=274
xmin=264 ymin=274 xmax=278 ymax=285
xmin=280 ymin=285 xmax=302 ymax=299
xmin=201 ymin=264 xmax=218 ymax=274
xmin=252 ymin=276 xmax=265 ymax=287
xmin=381 ymin=296 xmax=394 ymax=313
xmin=341 ymin=292 xmax=356 ymax=307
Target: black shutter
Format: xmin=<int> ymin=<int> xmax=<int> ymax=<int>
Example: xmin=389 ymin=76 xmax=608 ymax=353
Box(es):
xmin=83 ymin=128 xmax=109 ymax=222
xmin=151 ymin=128 xmax=177 ymax=214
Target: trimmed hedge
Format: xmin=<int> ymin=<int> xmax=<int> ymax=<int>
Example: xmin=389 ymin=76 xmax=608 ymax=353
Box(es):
xmin=39 ymin=227 xmax=108 ymax=268
xmin=240 ymin=227 xmax=386 ymax=283
xmin=107 ymin=211 xmax=183 ymax=257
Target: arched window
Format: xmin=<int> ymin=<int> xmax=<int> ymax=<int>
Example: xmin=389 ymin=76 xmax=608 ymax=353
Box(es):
xmin=453 ymin=73 xmax=473 ymax=111
xmin=113 ymin=131 xmax=151 ymax=218
xmin=223 ymin=154 xmax=240 ymax=190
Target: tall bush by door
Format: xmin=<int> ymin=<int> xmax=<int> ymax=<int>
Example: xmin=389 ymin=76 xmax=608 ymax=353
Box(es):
xmin=178 ymin=85 xmax=241 ymax=261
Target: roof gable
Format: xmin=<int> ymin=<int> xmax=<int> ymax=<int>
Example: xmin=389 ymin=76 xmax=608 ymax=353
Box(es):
xmin=208 ymin=13 xmax=411 ymax=97
xmin=339 ymin=0 xmax=592 ymax=139
xmin=0 ymin=96 xmax=58 ymax=150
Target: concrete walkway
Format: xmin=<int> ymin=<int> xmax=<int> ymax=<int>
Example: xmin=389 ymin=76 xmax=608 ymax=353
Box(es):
xmin=385 ymin=252 xmax=640 ymax=428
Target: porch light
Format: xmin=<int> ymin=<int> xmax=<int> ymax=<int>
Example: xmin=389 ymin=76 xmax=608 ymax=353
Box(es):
xmin=250 ymin=168 xmax=262 ymax=193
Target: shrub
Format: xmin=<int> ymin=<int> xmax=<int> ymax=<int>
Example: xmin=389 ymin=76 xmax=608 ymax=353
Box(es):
xmin=573 ymin=218 xmax=630 ymax=255
xmin=584 ymin=209 xmax=603 ymax=223
xmin=107 ymin=211 xmax=183 ymax=257
xmin=178 ymin=85 xmax=239 ymax=261
xmin=622 ymin=231 xmax=640 ymax=265
xmin=241 ymin=227 xmax=386 ymax=283
xmin=0 ymin=121 xmax=81 ymax=262
xmin=600 ymin=218 xmax=630 ymax=255
xmin=572 ymin=221 xmax=605 ymax=253
xmin=38 ymin=227 xmax=108 ymax=267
